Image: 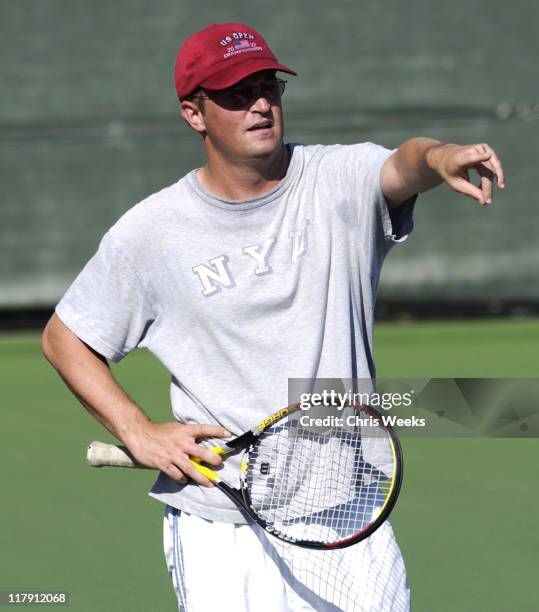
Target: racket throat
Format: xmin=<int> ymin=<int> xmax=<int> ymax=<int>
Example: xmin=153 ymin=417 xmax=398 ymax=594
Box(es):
xmin=223 ymin=430 xmax=257 ymax=452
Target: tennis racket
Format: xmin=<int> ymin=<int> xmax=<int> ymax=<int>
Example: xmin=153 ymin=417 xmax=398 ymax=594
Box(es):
xmin=87 ymin=402 xmax=402 ymax=549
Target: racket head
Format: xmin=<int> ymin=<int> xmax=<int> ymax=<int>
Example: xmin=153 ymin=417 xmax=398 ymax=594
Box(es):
xmin=239 ymin=402 xmax=403 ymax=549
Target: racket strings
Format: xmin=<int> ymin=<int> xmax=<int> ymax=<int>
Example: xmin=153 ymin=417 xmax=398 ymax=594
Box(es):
xmin=269 ymin=523 xmax=410 ymax=611
xmin=244 ymin=410 xmax=394 ymax=545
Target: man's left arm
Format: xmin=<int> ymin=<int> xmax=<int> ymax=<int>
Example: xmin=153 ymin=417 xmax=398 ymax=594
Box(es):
xmin=380 ymin=137 xmax=505 ymax=209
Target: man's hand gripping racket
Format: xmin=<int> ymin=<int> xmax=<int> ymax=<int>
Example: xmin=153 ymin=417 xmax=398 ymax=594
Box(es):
xmin=87 ymin=402 xmax=403 ymax=549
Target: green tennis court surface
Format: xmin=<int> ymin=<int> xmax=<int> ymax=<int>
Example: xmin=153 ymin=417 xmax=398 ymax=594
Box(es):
xmin=2 ymin=319 xmax=538 ymax=611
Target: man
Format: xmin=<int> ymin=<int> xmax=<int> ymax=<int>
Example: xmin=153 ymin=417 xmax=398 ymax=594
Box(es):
xmin=42 ymin=22 xmax=504 ymax=611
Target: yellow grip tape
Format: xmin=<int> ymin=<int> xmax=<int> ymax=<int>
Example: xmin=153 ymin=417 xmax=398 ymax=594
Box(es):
xmin=190 ymin=446 xmax=225 ymax=482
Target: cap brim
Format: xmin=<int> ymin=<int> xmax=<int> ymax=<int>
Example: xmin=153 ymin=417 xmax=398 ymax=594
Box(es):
xmin=200 ymin=59 xmax=297 ymax=91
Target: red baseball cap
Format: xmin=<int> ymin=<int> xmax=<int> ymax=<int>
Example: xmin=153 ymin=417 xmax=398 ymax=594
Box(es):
xmin=175 ymin=22 xmax=297 ymax=100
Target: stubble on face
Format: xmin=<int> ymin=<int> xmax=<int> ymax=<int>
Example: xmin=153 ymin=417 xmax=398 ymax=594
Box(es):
xmin=201 ymin=70 xmax=286 ymax=166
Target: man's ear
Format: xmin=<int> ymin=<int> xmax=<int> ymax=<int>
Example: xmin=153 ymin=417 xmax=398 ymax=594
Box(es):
xmin=180 ymin=99 xmax=206 ymax=134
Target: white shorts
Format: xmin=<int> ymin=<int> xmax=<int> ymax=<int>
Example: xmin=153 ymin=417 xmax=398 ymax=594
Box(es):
xmin=163 ymin=506 xmax=410 ymax=612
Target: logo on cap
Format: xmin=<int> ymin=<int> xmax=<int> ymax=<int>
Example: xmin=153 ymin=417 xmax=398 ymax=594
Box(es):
xmin=174 ymin=22 xmax=297 ymax=100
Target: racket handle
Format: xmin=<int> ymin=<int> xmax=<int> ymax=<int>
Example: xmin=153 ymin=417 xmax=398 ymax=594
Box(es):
xmin=86 ymin=442 xmax=222 ymax=480
xmin=87 ymin=441 xmax=144 ymax=468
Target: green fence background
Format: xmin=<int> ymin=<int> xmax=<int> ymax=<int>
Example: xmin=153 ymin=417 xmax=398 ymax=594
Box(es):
xmin=1 ymin=0 xmax=538 ymax=307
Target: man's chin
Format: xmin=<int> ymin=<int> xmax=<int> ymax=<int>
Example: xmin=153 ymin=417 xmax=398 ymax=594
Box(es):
xmin=246 ymin=139 xmax=285 ymax=160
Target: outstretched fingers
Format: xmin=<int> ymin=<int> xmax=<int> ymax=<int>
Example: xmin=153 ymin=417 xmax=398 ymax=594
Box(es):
xmin=477 ymin=164 xmax=497 ymax=205
xmin=450 ymin=174 xmax=485 ymax=204
xmin=449 ymin=144 xmax=505 ymax=205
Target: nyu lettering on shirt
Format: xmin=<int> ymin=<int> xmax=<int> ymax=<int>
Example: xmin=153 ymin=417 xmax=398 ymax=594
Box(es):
xmin=56 ymin=143 xmax=415 ymax=523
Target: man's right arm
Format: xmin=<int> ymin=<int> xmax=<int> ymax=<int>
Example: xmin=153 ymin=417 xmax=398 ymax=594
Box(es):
xmin=41 ymin=313 xmax=229 ymax=486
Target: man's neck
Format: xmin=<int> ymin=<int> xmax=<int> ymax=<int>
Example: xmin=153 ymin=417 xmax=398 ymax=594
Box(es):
xmin=197 ymin=145 xmax=290 ymax=201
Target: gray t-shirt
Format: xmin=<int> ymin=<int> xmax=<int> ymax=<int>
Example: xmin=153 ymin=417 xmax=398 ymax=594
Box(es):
xmin=56 ymin=142 xmax=415 ymax=523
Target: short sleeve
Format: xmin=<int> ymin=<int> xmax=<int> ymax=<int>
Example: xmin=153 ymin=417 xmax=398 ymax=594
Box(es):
xmin=349 ymin=143 xmax=415 ymax=249
xmin=319 ymin=142 xmax=416 ymax=297
xmin=55 ymin=232 xmax=154 ymax=362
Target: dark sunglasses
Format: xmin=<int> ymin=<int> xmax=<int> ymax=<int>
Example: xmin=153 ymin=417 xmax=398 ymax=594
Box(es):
xmin=200 ymin=79 xmax=287 ymax=110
